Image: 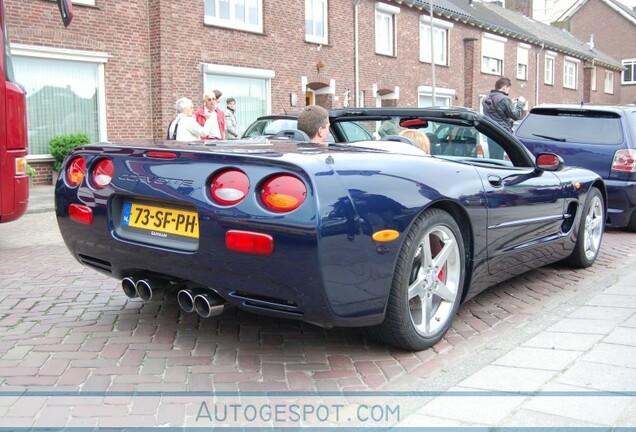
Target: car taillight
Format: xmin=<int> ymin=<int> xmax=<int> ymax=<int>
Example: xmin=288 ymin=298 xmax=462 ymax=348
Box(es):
xmin=209 ymin=169 xmax=250 ymax=205
xmin=225 ymin=230 xmax=274 ymax=255
xmin=260 ymin=175 xmax=307 ymax=212
xmin=66 ymin=157 xmax=86 ymax=187
xmin=612 ymin=149 xmax=636 ymax=172
xmin=91 ymin=158 xmax=114 ymax=189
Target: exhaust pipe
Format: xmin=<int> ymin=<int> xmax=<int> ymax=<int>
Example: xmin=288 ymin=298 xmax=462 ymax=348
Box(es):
xmin=136 ymin=278 xmax=169 ymax=302
xmin=121 ymin=277 xmax=139 ymax=299
xmin=193 ymin=293 xmax=226 ymax=318
xmin=177 ymin=289 xmax=197 ymax=313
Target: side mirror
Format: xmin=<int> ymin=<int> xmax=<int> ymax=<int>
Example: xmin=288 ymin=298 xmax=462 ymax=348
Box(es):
xmin=57 ymin=0 xmax=74 ymax=28
xmin=536 ymin=153 xmax=564 ymax=172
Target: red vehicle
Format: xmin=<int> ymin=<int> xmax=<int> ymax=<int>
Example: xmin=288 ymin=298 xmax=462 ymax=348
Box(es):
xmin=0 ymin=0 xmax=72 ymax=223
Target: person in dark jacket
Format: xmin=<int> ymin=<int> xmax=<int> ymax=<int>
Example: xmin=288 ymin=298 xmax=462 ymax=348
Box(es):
xmin=482 ymin=77 xmax=526 ymax=133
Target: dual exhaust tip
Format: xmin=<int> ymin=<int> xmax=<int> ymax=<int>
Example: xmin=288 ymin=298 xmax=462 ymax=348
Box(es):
xmin=121 ymin=277 xmax=225 ymax=318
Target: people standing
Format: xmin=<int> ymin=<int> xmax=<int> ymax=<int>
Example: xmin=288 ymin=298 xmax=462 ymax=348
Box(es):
xmin=167 ymin=97 xmax=214 ymax=142
xmin=225 ymin=97 xmax=239 ymax=139
xmin=481 ymin=77 xmax=526 ymax=133
xmin=297 ymin=105 xmax=330 ymax=145
xmin=194 ymin=90 xmax=225 ymax=140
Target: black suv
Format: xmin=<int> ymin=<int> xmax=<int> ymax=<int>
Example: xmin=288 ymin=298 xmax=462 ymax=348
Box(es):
xmin=515 ymin=104 xmax=636 ymax=231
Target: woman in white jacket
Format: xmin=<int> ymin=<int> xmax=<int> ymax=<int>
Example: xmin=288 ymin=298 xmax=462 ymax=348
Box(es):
xmin=167 ymin=97 xmax=214 ymax=141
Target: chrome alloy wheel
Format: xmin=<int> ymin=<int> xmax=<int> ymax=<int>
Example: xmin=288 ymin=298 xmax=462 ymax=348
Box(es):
xmin=407 ymin=225 xmax=462 ymax=337
xmin=583 ymin=194 xmax=604 ymax=261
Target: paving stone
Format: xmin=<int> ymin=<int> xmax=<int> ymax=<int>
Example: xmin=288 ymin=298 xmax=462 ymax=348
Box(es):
xmin=579 ymin=343 xmax=636 ymax=368
xmin=522 ymin=331 xmax=604 ymax=351
xmin=456 ymin=364 xmax=557 ymax=392
xmin=492 ymin=347 xmax=582 ymax=371
xmin=557 ymin=361 xmax=636 ymax=392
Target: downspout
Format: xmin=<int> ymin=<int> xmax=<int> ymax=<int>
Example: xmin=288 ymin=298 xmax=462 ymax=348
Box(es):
xmin=431 ymin=0 xmax=436 ymax=104
xmin=535 ymin=41 xmax=545 ymax=106
xmin=354 ymin=0 xmax=361 ymax=107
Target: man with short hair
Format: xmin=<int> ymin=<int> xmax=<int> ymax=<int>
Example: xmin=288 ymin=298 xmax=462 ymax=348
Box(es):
xmin=194 ymin=90 xmax=225 ymax=139
xmin=482 ymin=77 xmax=526 ymax=133
xmin=297 ymin=105 xmax=329 ymax=145
xmin=225 ymin=97 xmax=239 ymax=139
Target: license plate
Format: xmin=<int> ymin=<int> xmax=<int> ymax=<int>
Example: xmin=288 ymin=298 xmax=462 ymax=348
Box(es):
xmin=121 ymin=201 xmax=199 ymax=239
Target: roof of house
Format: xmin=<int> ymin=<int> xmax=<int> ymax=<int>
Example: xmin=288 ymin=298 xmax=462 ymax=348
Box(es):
xmin=386 ymin=0 xmax=622 ymax=69
xmin=557 ymin=0 xmax=636 ymax=26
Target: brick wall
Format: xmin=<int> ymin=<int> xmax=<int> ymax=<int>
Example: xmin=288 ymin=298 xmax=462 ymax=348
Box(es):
xmin=566 ymin=0 xmax=635 ymax=104
xmin=5 ymin=0 xmax=623 ymax=159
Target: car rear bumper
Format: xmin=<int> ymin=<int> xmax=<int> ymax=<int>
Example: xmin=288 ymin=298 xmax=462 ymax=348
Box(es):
xmin=605 ymin=179 xmax=636 ymax=228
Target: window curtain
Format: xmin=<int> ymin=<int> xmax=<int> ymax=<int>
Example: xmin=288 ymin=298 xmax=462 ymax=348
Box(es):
xmin=13 ymin=56 xmax=99 ymax=155
xmin=204 ymin=73 xmax=267 ymax=136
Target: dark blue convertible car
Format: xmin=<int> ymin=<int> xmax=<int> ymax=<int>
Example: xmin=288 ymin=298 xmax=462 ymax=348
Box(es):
xmin=55 ymin=107 xmax=606 ymax=350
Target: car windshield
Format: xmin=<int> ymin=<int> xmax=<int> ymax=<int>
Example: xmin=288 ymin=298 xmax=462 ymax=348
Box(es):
xmin=515 ymin=109 xmax=624 ymax=145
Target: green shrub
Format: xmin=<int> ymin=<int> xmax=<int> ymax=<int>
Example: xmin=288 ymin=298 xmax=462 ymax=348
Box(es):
xmin=49 ymin=133 xmax=91 ymax=171
xmin=26 ymin=164 xmax=37 ymax=177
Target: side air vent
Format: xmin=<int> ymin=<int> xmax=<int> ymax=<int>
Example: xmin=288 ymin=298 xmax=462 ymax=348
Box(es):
xmin=229 ymin=291 xmax=303 ymax=316
xmin=77 ymin=254 xmax=113 ymax=273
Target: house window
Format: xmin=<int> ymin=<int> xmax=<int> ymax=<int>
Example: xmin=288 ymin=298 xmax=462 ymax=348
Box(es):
xmin=418 ymin=85 xmax=455 ymax=107
xmin=517 ymin=44 xmax=529 ymax=80
xmin=204 ymin=0 xmax=263 ymax=33
xmin=203 ymin=64 xmax=274 ymax=135
xmin=563 ymin=58 xmax=578 ymax=89
xmin=544 ymin=53 xmax=555 ymax=85
xmin=375 ymin=2 xmax=400 ymax=56
xmin=305 ymin=0 xmax=327 ymax=44
xmin=419 ymin=16 xmax=452 ymax=65
xmin=605 ymin=70 xmax=614 ymax=94
xmin=11 ymin=44 xmax=108 ymax=156
xmin=481 ymin=33 xmax=506 ymax=75
xmin=591 ymin=67 xmax=597 ymax=92
xmin=622 ymin=59 xmax=636 ymax=84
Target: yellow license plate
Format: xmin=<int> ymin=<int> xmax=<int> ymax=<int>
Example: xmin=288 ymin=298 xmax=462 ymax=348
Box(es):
xmin=122 ymin=201 xmax=199 ymax=239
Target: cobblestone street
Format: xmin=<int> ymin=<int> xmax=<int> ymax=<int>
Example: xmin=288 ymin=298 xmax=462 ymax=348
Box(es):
xmin=1 ymin=211 xmax=633 ymax=397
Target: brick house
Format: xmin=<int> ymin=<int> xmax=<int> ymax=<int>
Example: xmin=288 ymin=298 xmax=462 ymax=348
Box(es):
xmin=5 ymin=0 xmax=622 ymax=185
xmin=555 ymin=0 xmax=636 ymax=104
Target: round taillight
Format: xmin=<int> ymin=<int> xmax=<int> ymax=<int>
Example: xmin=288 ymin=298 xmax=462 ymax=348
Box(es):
xmin=91 ymin=158 xmax=114 ymax=189
xmin=260 ymin=175 xmax=307 ymax=213
xmin=209 ymin=169 xmax=250 ymax=205
xmin=66 ymin=157 xmax=86 ymax=188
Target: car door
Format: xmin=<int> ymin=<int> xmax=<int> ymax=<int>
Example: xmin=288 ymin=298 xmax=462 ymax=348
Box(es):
xmin=472 ymin=128 xmax=568 ymax=277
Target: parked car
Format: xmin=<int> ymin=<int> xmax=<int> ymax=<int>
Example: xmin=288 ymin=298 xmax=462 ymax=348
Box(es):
xmin=242 ymin=113 xmax=374 ymax=142
xmin=515 ymin=104 xmax=636 ymax=231
xmin=55 ymin=107 xmax=606 ymax=351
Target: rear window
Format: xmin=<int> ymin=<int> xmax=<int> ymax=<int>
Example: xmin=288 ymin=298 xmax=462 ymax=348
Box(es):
xmin=516 ymin=108 xmax=624 ymax=145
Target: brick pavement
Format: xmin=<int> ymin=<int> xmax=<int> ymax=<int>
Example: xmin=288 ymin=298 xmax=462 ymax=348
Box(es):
xmin=0 ymin=211 xmax=634 ymax=427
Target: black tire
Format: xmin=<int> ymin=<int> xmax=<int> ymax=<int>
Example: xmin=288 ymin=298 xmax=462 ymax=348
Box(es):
xmin=365 ymin=209 xmax=465 ymax=351
xmin=626 ymin=210 xmax=636 ymax=233
xmin=563 ymin=187 xmax=604 ymax=268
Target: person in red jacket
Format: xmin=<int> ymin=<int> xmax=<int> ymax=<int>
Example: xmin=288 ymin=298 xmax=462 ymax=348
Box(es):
xmin=194 ymin=90 xmax=225 ymax=140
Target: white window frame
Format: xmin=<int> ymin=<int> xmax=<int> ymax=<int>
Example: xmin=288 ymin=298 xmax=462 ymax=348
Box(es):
xmin=516 ymin=43 xmax=530 ymax=81
xmin=204 ymin=0 xmax=263 ymax=34
xmin=375 ymin=2 xmax=400 ymax=56
xmin=591 ymin=66 xmax=597 ymax=92
xmin=481 ymin=33 xmax=506 ymax=76
xmin=544 ymin=52 xmax=556 ymax=85
xmin=605 ymin=70 xmax=614 ymax=94
xmin=563 ymin=57 xmax=578 ymax=90
xmin=418 ymin=85 xmax=455 ymax=107
xmin=11 ymin=43 xmax=109 ymax=158
xmin=72 ymin=0 xmax=95 ymax=5
xmin=305 ymin=0 xmax=328 ymax=45
xmin=419 ymin=16 xmax=452 ymax=66
xmin=622 ymin=59 xmax=636 ymax=84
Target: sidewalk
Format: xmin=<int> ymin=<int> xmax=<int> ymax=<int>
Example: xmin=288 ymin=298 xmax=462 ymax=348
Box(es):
xmin=27 ymin=185 xmax=55 ymax=214
xmin=395 ymin=254 xmax=636 ymax=428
